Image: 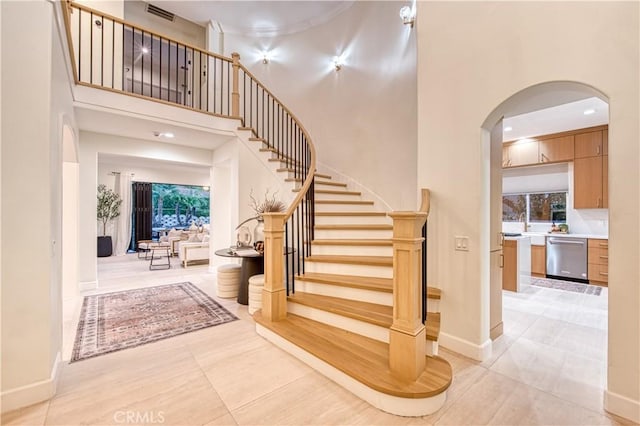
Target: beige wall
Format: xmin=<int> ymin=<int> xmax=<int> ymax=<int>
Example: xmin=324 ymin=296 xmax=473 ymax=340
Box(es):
xmin=1 ymin=0 xmax=74 ymax=410
xmin=225 ymin=1 xmax=418 ymax=210
xmin=417 ymin=1 xmax=639 ymax=421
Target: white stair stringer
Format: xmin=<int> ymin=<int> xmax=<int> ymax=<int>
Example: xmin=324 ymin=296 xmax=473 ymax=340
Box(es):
xmin=287 ymin=298 xmax=438 ymax=356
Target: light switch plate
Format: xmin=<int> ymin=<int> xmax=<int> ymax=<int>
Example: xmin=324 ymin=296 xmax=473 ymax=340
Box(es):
xmin=455 ymin=236 xmax=469 ymax=251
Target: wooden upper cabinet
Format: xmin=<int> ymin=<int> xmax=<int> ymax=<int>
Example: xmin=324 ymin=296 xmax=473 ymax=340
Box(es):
xmin=602 ymin=155 xmax=608 ymax=208
xmin=539 ymin=135 xmax=574 ymax=163
xmin=603 ymin=131 xmax=608 ymax=156
xmin=507 ymin=140 xmax=539 ymax=167
xmin=574 ymin=156 xmax=604 ymax=208
xmin=502 ymin=145 xmax=510 ymax=167
xmin=575 ymin=130 xmax=603 ymax=158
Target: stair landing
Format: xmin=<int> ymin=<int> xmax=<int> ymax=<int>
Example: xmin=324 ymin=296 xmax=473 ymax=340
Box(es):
xmin=254 ymin=311 xmax=451 ymax=416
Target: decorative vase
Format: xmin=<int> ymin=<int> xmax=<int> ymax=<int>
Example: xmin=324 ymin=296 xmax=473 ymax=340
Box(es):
xmin=254 ymin=218 xmax=265 ymax=244
xmin=97 ymin=236 xmax=113 ymax=257
xmin=236 ymin=226 xmax=252 ymax=247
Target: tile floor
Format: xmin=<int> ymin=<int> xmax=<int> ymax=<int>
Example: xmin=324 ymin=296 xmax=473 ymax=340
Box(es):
xmin=3 ymin=255 xmax=629 ymax=426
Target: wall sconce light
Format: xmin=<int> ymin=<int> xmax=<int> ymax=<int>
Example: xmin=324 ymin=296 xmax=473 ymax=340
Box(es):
xmin=261 ymin=51 xmax=271 ymax=64
xmin=333 ymin=56 xmax=344 ymax=71
xmin=399 ymin=5 xmax=415 ymax=27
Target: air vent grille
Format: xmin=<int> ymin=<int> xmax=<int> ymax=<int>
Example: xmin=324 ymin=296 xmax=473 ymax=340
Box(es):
xmin=146 ymin=3 xmax=175 ymax=22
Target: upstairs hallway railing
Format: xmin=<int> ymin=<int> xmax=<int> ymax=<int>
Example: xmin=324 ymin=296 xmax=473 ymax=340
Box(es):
xmin=62 ymin=1 xmax=316 ymax=314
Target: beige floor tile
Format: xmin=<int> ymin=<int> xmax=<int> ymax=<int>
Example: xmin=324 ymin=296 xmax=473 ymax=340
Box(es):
xmin=204 ymin=412 xmax=238 ymax=426
xmin=231 ymin=372 xmax=376 ymax=425
xmin=1 ymin=401 xmax=49 ymax=426
xmin=489 ymin=378 xmax=615 ymax=425
xmin=46 ymin=356 xmax=227 ymax=425
xmin=433 ymin=371 xmax=518 ymax=425
xmin=203 ymin=342 xmax=313 ymax=411
xmin=490 ymin=336 xmax=568 ymax=393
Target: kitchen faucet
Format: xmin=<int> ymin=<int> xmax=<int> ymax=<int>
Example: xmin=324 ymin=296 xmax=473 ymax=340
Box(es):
xmin=519 ymin=212 xmax=529 ymax=232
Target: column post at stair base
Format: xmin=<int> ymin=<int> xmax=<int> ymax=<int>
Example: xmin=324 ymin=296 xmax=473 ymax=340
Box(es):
xmin=388 ymin=211 xmax=428 ymax=381
xmin=262 ymin=212 xmax=287 ymax=321
xmin=231 ymin=52 xmax=240 ymax=118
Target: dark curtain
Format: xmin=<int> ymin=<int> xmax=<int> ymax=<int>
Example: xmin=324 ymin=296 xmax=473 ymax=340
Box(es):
xmin=131 ymin=182 xmax=152 ymax=249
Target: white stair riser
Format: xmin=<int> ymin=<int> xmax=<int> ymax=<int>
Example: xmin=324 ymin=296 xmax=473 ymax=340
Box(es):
xmin=311 ymin=244 xmax=393 ymax=257
xmin=314 ymin=181 xmax=346 ymax=189
xmin=314 ymin=215 xmax=391 ymax=226
xmin=288 ymin=301 xmax=438 ymax=356
xmin=305 ymin=261 xmax=393 ymax=278
xmin=296 ymin=280 xmax=392 ymax=306
xmin=315 ymin=192 xmax=363 ymax=201
xmin=314 ymin=229 xmax=393 ymax=239
xmin=315 ymin=203 xmax=376 ymax=213
xmin=288 ymin=302 xmax=388 ymax=343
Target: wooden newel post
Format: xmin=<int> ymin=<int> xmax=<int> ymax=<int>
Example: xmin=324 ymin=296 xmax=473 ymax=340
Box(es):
xmin=262 ymin=212 xmax=287 ymax=321
xmin=231 ymin=52 xmax=240 ymax=117
xmin=388 ymin=211 xmax=428 ymax=381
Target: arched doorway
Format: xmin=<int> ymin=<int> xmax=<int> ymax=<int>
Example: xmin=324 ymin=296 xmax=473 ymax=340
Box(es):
xmin=481 ymin=80 xmax=611 ymax=412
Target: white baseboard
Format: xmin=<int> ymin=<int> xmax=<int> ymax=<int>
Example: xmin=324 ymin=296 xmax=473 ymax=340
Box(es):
xmin=439 ymin=332 xmax=492 ymax=361
xmin=604 ymin=389 xmax=640 ymax=424
xmin=79 ymin=280 xmax=97 ymax=291
xmin=256 ymin=324 xmax=447 ymax=416
xmin=1 ymin=352 xmax=61 ymax=413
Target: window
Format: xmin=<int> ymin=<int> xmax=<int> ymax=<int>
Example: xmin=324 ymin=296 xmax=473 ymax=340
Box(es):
xmin=503 ymin=192 xmax=566 ymax=223
xmin=152 ymin=183 xmax=210 ymax=231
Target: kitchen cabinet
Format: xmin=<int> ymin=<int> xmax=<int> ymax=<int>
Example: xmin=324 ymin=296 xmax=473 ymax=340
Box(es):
xmin=575 ymin=130 xmax=604 ymax=158
xmin=603 ymin=155 xmax=608 ymax=208
xmin=505 ymin=140 xmax=539 ymax=167
xmin=503 ymin=240 xmax=517 ymax=291
xmin=539 ymin=135 xmax=574 ymax=163
xmin=588 ymin=238 xmax=608 ymax=285
xmin=574 ymin=156 xmax=604 ymax=208
xmin=531 ymin=244 xmax=546 ymax=277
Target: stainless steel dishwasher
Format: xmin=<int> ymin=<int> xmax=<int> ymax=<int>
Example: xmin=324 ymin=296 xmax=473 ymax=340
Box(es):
xmin=546 ymin=236 xmax=588 ymax=282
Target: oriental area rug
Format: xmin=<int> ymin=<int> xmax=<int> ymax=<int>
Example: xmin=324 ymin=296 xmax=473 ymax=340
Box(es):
xmin=71 ymin=282 xmax=237 ymax=362
xmin=530 ymin=276 xmax=603 ymax=296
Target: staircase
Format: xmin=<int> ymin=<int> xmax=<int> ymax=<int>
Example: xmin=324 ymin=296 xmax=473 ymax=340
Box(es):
xmin=61 ymin=3 xmax=451 ymax=417
xmin=248 ymin=154 xmax=451 ymax=416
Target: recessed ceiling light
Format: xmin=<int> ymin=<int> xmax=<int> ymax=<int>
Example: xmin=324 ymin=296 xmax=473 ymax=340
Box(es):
xmin=583 ymin=109 xmax=595 ymax=115
xmin=504 ymin=126 xmax=513 ymax=132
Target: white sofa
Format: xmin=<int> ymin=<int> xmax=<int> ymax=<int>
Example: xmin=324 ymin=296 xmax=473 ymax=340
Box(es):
xmin=178 ymin=236 xmax=210 ymax=267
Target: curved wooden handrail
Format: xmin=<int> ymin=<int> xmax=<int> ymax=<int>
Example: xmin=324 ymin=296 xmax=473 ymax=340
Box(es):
xmin=237 ymin=63 xmax=317 ymax=221
xmin=66 ymin=1 xmax=234 ymax=63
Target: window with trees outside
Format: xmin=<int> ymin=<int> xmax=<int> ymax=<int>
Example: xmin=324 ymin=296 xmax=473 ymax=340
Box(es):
xmin=503 ymin=192 xmax=567 ymax=223
xmin=152 ymin=183 xmax=210 ymax=233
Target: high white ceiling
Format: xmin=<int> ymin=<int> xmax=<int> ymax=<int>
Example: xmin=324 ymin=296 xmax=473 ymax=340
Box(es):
xmin=503 ymin=97 xmax=609 ymax=142
xmin=149 ymin=1 xmax=355 ymax=36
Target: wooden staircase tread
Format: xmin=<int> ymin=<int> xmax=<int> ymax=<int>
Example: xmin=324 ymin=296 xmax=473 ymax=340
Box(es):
xmin=254 ymin=312 xmax=452 ymax=399
xmin=296 ymin=272 xmax=441 ymax=300
xmin=311 ymin=239 xmax=392 ymax=246
xmin=296 ymin=272 xmax=393 ymax=292
xmin=316 ymin=200 xmax=375 ymax=205
xmin=315 ymin=212 xmax=387 ymax=217
xmin=248 ymin=137 xmax=266 ymax=142
xmin=288 ymin=292 xmax=441 ymax=341
xmin=306 ymin=254 xmax=393 ymax=267
xmin=315 ymin=189 xmax=362 ymax=196
xmin=315 ymin=224 xmax=393 ymax=231
xmin=314 ymin=173 xmax=332 ymax=180
xmin=315 ymin=180 xmax=347 ymax=187
xmin=288 ymin=292 xmax=392 ymax=328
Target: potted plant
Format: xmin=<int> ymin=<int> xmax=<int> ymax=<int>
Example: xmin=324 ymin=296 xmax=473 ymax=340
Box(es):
xmin=97 ymin=184 xmax=122 ymax=257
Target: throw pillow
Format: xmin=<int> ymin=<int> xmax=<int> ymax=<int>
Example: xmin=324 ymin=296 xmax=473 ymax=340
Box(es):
xmin=202 ymin=234 xmax=210 ymax=243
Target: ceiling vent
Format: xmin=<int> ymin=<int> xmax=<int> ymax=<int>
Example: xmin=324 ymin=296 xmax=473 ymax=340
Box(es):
xmin=146 ymin=3 xmax=175 ymax=22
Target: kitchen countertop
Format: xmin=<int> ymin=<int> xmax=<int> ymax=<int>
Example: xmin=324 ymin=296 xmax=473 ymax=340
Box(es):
xmin=523 ymin=232 xmax=608 ymax=239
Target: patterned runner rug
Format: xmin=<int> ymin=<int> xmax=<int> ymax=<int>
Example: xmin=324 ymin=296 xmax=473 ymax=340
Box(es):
xmin=530 ymin=276 xmax=603 ymax=296
xmin=71 ymin=282 xmax=237 ymax=362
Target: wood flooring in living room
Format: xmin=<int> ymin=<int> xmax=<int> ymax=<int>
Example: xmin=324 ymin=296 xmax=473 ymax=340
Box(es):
xmin=3 ymin=253 xmax=628 ymax=426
